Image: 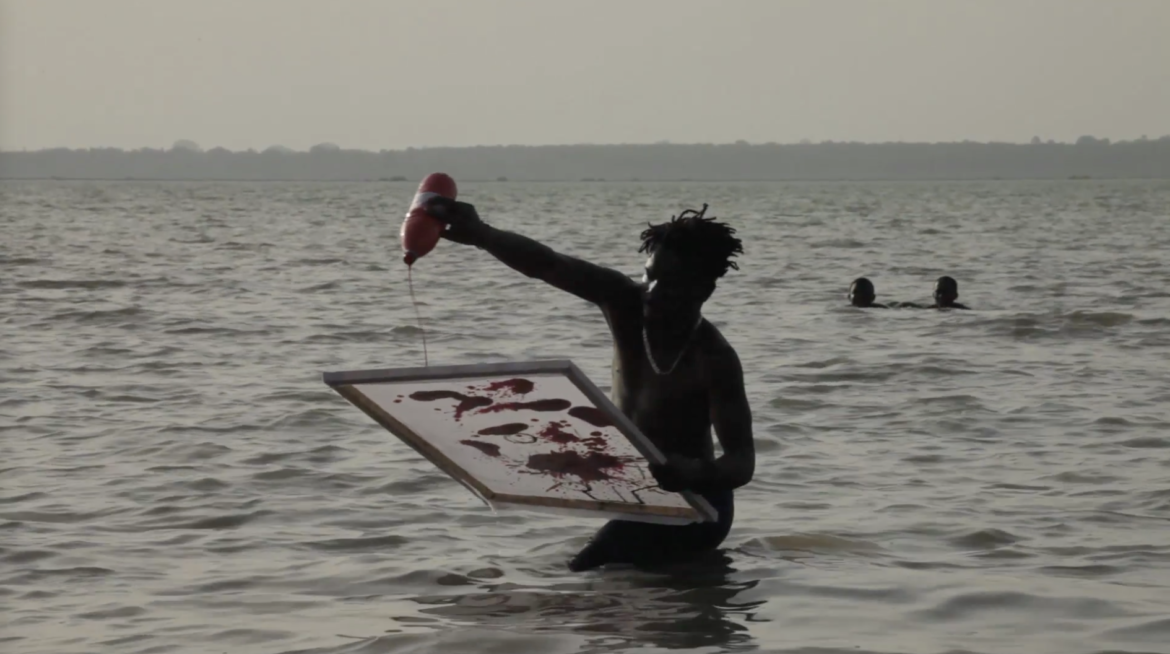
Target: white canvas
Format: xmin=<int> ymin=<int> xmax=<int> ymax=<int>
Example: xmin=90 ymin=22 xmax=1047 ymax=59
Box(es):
xmin=323 ymin=360 xmax=716 ymax=525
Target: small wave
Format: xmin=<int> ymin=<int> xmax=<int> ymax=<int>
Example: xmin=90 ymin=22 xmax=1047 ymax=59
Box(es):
xmin=266 ymin=408 xmax=341 ymax=430
xmin=18 ymin=279 xmax=128 ymax=290
xmin=747 ymin=533 xmax=885 ymax=556
xmin=0 ymin=256 xmax=45 ymax=266
xmin=791 ymin=356 xmax=852 ymax=369
xmin=163 ymin=326 xmax=269 ymax=336
xmin=0 ymin=508 xmax=124 ymax=524
xmin=217 ymin=241 xmax=275 ymax=251
xmin=299 ymin=330 xmax=396 ymax=344
xmin=206 ymin=628 xmax=295 ymax=645
xmin=3 ymin=549 xmax=57 ymax=564
xmin=20 ymin=566 xmax=116 ymax=579
xmin=1047 ymin=471 xmax=1122 ymax=484
xmin=1065 ymin=310 xmax=1135 ymax=327
xmin=240 ymin=451 xmax=295 ymax=466
xmin=299 ymin=281 xmax=341 ymax=292
xmin=252 ymin=467 xmax=312 ymax=481
xmin=76 ymin=605 xmax=148 ymax=620
xmin=903 ymin=454 xmax=946 ymax=464
xmin=293 ymin=257 xmax=345 ymax=266
xmin=302 ymin=534 xmax=409 ymax=552
xmin=915 ymin=590 xmax=1131 ymax=622
xmin=1103 ymin=617 xmax=1170 ymax=642
xmin=171 ymin=510 xmax=270 ymax=530
xmin=768 ymin=396 xmax=827 ymax=410
xmin=1038 ymin=563 xmax=1121 ymax=578
xmin=1119 ymin=437 xmax=1170 ymax=449
xmin=167 ymin=441 xmax=234 ymax=461
xmin=365 ymin=473 xmax=450 ymax=495
xmin=0 ymin=491 xmax=48 ymax=505
xmin=810 ymin=238 xmax=868 ymax=249
xmin=46 ymin=306 xmax=145 ymax=325
xmin=187 ymin=477 xmax=230 ymax=492
xmin=949 ymin=528 xmax=1020 ymax=550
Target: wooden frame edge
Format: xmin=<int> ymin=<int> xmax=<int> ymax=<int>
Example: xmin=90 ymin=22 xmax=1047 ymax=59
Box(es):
xmin=331 ymin=383 xmax=498 ymax=505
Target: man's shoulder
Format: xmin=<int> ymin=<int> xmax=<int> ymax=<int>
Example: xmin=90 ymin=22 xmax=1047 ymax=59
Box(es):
xmin=597 ymin=275 xmax=643 ymax=310
xmin=699 ymin=321 xmax=742 ymax=369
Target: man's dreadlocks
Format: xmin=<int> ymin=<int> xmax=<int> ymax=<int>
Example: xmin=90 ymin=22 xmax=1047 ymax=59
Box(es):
xmin=638 ymin=204 xmax=744 ymax=279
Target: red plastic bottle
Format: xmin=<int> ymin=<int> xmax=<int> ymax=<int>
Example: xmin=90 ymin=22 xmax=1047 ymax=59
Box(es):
xmin=400 ymin=173 xmax=457 ymax=266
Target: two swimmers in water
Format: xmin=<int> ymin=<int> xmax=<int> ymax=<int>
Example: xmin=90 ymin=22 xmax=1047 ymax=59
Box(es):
xmin=848 ymin=275 xmax=970 ymax=310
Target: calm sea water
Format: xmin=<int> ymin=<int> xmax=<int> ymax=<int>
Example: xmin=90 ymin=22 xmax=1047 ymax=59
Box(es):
xmin=3 ymin=179 xmax=1170 ymax=654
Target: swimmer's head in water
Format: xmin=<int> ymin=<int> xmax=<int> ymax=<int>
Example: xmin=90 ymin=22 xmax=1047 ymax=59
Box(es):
xmin=638 ymin=204 xmax=742 ymax=322
xmin=934 ymin=275 xmax=959 ymax=306
xmin=849 ymin=277 xmax=877 ymax=307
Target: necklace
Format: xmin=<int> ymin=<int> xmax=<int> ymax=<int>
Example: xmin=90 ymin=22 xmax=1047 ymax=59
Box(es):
xmin=642 ymin=314 xmax=704 ymax=376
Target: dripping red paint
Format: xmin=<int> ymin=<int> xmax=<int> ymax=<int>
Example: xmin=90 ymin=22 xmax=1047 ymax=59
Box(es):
xmin=538 ymin=421 xmax=579 ymax=445
xmin=525 ymin=451 xmax=624 ymax=483
xmin=408 ymin=390 xmax=494 ymax=420
xmin=477 ymin=423 xmax=529 ymax=436
xmin=483 ymin=378 xmax=535 ymax=396
xmin=477 ymin=398 xmax=571 ymax=414
xmin=568 ymin=406 xmax=613 ymax=428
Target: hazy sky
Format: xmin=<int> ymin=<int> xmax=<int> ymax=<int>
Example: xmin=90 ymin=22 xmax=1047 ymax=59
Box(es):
xmin=2 ymin=0 xmax=1168 ymax=151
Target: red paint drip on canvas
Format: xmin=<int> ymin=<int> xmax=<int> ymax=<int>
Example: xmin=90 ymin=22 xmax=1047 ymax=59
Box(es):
xmin=483 ymin=378 xmax=535 ymax=396
xmin=477 ymin=398 xmax=571 ymax=414
xmin=525 ymin=450 xmax=624 ymax=483
xmin=477 ymin=423 xmax=529 ymax=436
xmin=538 ymin=421 xmax=579 ymax=444
xmin=408 ymin=390 xmax=494 ymax=420
xmin=568 ymin=406 xmax=613 ymax=428
xmin=461 ymin=440 xmax=501 ymax=457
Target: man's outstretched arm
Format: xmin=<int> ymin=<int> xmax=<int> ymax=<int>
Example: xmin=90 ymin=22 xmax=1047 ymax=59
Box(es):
xmin=427 ymin=198 xmax=637 ymax=307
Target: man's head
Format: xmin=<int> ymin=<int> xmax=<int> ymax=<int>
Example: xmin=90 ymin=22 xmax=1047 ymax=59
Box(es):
xmin=934 ymin=275 xmax=959 ymax=306
xmin=849 ymin=277 xmax=877 ymax=307
xmin=638 ymin=204 xmax=742 ymax=323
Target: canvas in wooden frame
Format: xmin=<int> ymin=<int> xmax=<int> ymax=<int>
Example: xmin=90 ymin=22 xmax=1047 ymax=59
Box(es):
xmin=322 ymin=360 xmax=718 ymax=525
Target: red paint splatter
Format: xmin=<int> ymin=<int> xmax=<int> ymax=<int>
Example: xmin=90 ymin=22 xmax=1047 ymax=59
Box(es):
xmin=476 ymin=399 xmax=571 ymax=414
xmin=568 ymin=406 xmax=613 ymax=428
xmin=477 ymin=423 xmax=528 ymax=436
xmin=461 ymin=440 xmax=500 ymax=457
xmin=580 ymin=435 xmax=608 ymax=452
xmin=409 ymin=390 xmax=494 ymax=420
xmin=538 ymin=421 xmax=579 ymax=444
xmin=525 ymin=450 xmax=624 ymax=483
xmin=484 ymin=378 xmax=535 ymax=396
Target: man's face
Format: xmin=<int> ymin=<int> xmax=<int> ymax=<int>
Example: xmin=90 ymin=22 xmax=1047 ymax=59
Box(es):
xmin=849 ymin=281 xmax=875 ymax=307
xmin=642 ymin=246 xmax=712 ymax=321
xmin=934 ymin=280 xmax=957 ymax=305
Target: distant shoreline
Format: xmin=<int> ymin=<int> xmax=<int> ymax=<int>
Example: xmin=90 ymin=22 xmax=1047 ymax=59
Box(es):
xmin=3 ymin=139 xmax=1168 ymax=181
xmin=1 ymin=176 xmax=1163 ymax=183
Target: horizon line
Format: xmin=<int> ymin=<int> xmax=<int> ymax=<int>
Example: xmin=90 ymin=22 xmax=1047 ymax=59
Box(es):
xmin=5 ymin=135 xmax=1170 ymax=154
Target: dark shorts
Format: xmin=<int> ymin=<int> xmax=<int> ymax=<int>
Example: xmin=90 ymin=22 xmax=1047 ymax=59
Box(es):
xmin=567 ymin=489 xmax=735 ymax=571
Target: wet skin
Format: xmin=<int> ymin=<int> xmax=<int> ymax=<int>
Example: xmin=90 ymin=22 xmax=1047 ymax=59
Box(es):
xmin=424 ymin=197 xmax=755 ymax=569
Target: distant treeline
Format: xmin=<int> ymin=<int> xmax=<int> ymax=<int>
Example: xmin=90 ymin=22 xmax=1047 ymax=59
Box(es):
xmin=3 ymin=136 xmax=1170 ymax=181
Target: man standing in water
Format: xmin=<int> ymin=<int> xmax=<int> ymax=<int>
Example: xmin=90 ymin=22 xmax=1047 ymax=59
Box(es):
xmin=424 ymin=198 xmax=755 ymax=572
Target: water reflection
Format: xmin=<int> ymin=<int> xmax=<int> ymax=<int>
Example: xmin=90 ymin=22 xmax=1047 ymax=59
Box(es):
xmin=407 ymin=552 xmax=765 ymax=651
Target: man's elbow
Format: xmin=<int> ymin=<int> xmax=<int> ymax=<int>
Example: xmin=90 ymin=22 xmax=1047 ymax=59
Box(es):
xmin=726 ymin=453 xmax=754 ymax=489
